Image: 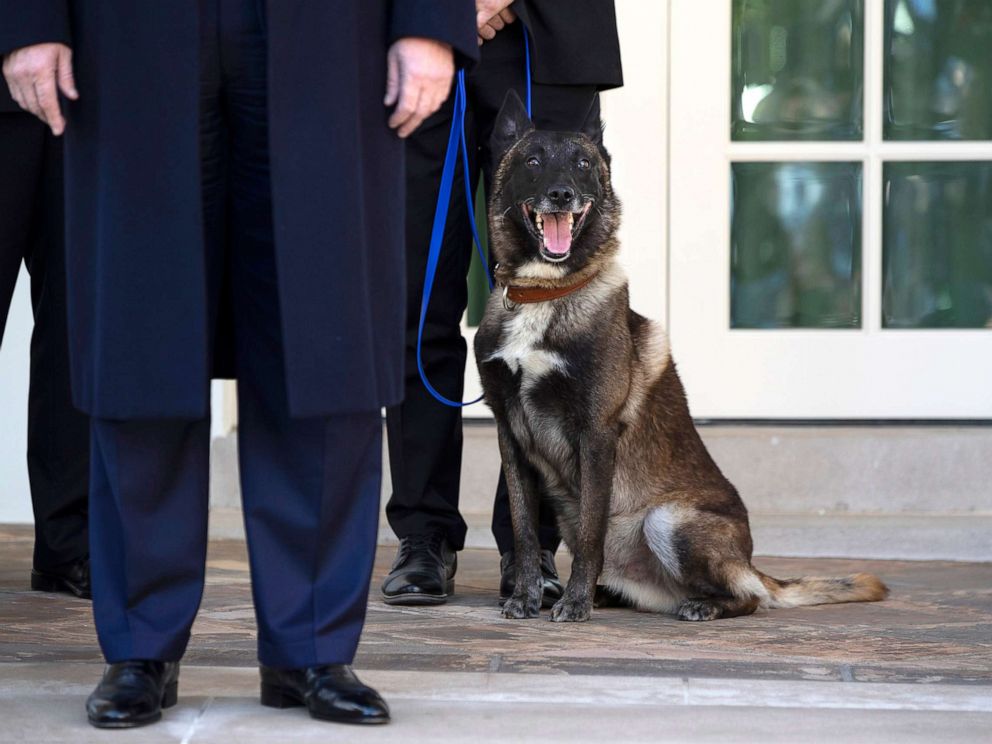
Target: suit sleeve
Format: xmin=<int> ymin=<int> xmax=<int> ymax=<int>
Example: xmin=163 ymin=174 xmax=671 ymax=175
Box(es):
xmin=389 ymin=0 xmax=479 ymax=69
xmin=512 ymin=0 xmax=622 ymax=89
xmin=0 ymin=0 xmax=71 ymax=57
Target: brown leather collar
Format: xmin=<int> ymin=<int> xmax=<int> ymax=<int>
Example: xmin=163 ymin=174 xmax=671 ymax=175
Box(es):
xmin=502 ymin=271 xmax=598 ymax=309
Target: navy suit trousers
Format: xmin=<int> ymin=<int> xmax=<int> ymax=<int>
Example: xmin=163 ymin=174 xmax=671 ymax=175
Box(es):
xmin=89 ymin=0 xmax=382 ymax=667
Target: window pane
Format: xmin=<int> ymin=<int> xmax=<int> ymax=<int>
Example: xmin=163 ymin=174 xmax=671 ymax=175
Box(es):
xmin=884 ymin=0 xmax=992 ymax=141
xmin=883 ymin=162 xmax=992 ymax=328
xmin=731 ymin=0 xmax=864 ymax=141
xmin=731 ymin=162 xmax=862 ymax=328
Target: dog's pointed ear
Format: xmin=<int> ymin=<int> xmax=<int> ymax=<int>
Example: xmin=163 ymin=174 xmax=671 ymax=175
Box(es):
xmin=581 ymin=116 xmax=610 ymax=165
xmin=491 ymin=90 xmax=535 ymax=163
xmin=581 ymin=115 xmax=604 ymax=149
xmin=581 ymin=116 xmax=611 ymax=163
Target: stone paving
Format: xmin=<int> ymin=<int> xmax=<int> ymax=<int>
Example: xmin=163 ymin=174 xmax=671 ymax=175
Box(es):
xmin=1 ymin=524 xmax=990 ymax=742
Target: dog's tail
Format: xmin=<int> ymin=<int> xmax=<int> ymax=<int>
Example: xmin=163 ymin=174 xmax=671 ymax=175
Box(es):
xmin=749 ymin=569 xmax=888 ymax=609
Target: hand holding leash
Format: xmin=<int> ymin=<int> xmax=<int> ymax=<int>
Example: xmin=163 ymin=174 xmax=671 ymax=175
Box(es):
xmin=477 ymin=0 xmax=517 ymax=45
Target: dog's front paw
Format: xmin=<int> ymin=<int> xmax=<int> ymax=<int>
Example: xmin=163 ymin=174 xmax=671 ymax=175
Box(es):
xmin=549 ymin=596 xmax=592 ymax=623
xmin=501 ymin=592 xmax=541 ymax=619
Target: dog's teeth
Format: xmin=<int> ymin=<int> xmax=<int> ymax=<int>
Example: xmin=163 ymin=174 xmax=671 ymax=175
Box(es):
xmin=568 ymin=213 xmax=574 ymax=228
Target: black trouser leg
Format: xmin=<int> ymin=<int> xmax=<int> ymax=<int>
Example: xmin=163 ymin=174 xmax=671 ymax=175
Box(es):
xmin=385 ymin=93 xmax=477 ymax=551
xmin=0 ymin=112 xmax=89 ymax=572
xmin=25 ymin=125 xmax=90 ymax=571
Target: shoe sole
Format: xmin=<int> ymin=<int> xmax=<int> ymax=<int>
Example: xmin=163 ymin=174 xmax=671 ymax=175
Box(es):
xmin=87 ymin=681 xmax=178 ymax=729
xmin=260 ymin=683 xmax=389 ymax=725
xmin=31 ymin=571 xmax=91 ymax=600
xmin=381 ymin=579 xmax=454 ymax=606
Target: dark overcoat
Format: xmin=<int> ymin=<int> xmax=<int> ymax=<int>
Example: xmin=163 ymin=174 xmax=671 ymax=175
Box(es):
xmin=0 ymin=0 xmax=477 ymax=418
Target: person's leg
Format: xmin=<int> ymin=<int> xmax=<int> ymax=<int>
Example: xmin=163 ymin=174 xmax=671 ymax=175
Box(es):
xmin=219 ymin=0 xmax=383 ymax=668
xmin=91 ymin=0 xmax=222 ymax=660
xmin=0 ymin=113 xmax=44 ymax=341
xmin=238 ymin=401 xmax=383 ymax=666
xmin=85 ymin=416 xmax=205 ymax=729
xmin=384 ymin=96 xmax=478 ymax=551
xmin=88 ymin=417 xmax=211 ymax=661
xmin=85 ymin=2 xmax=222 ymax=728
xmin=24 ymin=127 xmax=91 ymax=578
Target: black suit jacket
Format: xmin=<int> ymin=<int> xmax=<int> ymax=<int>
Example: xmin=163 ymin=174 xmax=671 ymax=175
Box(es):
xmin=514 ymin=0 xmax=622 ymax=90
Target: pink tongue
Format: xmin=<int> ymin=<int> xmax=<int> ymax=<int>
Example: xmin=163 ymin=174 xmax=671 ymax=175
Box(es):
xmin=543 ymin=213 xmax=572 ymax=255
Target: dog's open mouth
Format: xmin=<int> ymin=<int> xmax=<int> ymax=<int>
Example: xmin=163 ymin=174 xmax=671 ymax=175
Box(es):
xmin=521 ymin=202 xmax=593 ymax=262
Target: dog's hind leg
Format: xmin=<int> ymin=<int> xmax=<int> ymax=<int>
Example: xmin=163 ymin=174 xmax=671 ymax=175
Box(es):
xmin=495 ymin=420 xmax=545 ymax=620
xmin=675 ymin=590 xmax=761 ymax=621
xmin=644 ymin=503 xmax=762 ymax=621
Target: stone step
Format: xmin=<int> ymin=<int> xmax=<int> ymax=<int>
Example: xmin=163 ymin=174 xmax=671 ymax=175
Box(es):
xmin=3 ymin=663 xmax=989 ymax=743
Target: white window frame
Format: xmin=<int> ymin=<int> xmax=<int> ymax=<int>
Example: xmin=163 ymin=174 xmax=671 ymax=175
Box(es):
xmin=669 ymin=0 xmax=992 ymax=419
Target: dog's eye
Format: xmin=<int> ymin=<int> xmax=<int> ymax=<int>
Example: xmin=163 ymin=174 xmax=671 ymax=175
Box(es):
xmin=526 ymin=157 xmax=541 ymax=168
xmin=577 ymin=158 xmax=591 ymax=170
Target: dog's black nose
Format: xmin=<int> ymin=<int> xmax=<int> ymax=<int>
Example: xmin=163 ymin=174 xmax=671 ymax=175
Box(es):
xmin=547 ymin=185 xmax=574 ymax=207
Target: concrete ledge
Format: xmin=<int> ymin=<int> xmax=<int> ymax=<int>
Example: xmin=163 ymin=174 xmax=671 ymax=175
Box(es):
xmin=699 ymin=424 xmax=992 ymax=514
xmin=207 ymin=508 xmax=991 ymax=562
xmin=209 ymin=423 xmax=992 ymax=561
xmin=212 ymin=424 xmax=992 ymax=515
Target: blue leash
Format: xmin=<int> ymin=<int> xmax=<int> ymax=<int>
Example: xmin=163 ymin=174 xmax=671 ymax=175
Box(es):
xmin=416 ymin=28 xmax=532 ymax=408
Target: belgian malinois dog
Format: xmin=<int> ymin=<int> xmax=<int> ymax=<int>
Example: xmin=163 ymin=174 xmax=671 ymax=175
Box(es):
xmin=475 ymin=92 xmax=888 ymax=623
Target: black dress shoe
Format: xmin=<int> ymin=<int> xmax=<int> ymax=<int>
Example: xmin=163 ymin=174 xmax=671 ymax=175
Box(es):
xmin=260 ymin=664 xmax=389 ymax=725
xmin=31 ymin=558 xmax=91 ymax=600
xmin=381 ymin=533 xmax=456 ymax=605
xmin=499 ymin=549 xmax=564 ymax=608
xmin=86 ymin=660 xmax=179 ymax=729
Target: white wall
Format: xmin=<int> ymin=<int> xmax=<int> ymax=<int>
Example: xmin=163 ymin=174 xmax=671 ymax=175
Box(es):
xmin=600 ymin=0 xmax=668 ymax=325
xmin=0 ymin=268 xmax=35 ymax=523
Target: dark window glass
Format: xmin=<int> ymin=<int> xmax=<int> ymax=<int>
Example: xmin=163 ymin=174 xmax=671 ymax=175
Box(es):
xmin=732 ymin=0 xmax=864 ymax=141
xmin=883 ymin=162 xmax=992 ymax=328
xmin=732 ymin=162 xmax=863 ymax=328
xmin=884 ymin=0 xmax=992 ymax=141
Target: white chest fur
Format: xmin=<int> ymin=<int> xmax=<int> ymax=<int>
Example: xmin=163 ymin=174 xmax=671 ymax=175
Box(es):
xmin=485 ymin=302 xmax=567 ymax=387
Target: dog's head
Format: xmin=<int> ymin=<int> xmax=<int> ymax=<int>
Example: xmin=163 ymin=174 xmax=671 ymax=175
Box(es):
xmin=488 ymin=91 xmax=620 ymax=278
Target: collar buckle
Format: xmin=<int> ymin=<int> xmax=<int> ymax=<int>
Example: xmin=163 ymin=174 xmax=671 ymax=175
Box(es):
xmin=501 ymin=285 xmax=518 ymax=312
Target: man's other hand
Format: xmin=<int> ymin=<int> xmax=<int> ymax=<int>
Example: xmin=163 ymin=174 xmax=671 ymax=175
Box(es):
xmin=476 ymin=0 xmax=516 ymax=45
xmin=2 ymin=43 xmax=78 ymax=136
xmin=385 ymin=37 xmax=454 ymax=139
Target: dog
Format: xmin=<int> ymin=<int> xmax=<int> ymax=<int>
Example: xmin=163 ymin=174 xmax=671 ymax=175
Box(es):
xmin=474 ymin=91 xmax=888 ymax=623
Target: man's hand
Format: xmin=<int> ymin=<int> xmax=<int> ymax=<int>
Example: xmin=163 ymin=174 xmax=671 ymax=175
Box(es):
xmin=477 ymin=1 xmax=516 ymax=45
xmin=2 ymin=43 xmax=78 ymax=136
xmin=385 ymin=37 xmax=454 ymax=139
